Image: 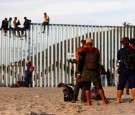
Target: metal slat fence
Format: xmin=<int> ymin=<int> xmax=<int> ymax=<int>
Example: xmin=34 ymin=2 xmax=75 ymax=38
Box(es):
xmin=0 ymin=24 xmax=135 ymax=87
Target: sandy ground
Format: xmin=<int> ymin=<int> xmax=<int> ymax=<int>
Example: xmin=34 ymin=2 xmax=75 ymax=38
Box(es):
xmin=0 ymin=86 xmax=135 ymax=115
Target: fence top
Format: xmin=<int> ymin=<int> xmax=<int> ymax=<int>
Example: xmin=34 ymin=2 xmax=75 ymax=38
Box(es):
xmin=1 ymin=23 xmax=135 ymax=30
xmin=31 ymin=23 xmax=135 ymax=28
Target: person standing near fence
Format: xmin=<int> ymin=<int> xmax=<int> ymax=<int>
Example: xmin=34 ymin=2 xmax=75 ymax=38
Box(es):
xmin=115 ymin=37 xmax=135 ymax=103
xmin=77 ymin=38 xmax=109 ymax=106
xmin=24 ymin=61 xmax=34 ymax=87
xmin=42 ymin=12 xmax=50 ymax=33
xmin=71 ymin=40 xmax=86 ymax=103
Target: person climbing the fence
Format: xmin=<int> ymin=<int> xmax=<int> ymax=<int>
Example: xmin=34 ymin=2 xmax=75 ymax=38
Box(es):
xmin=13 ymin=17 xmax=23 ymax=38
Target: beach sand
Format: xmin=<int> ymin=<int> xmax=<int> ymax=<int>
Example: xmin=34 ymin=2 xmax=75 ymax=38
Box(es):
xmin=0 ymin=86 xmax=135 ymax=115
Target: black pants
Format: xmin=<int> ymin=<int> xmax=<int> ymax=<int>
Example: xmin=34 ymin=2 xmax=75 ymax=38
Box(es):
xmin=72 ymin=82 xmax=86 ymax=101
xmin=42 ymin=22 xmax=49 ymax=32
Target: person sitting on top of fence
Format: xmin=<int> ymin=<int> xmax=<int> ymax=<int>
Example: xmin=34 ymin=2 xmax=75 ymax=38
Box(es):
xmin=13 ymin=17 xmax=23 ymax=38
xmin=42 ymin=12 xmax=50 ymax=33
xmin=23 ymin=17 xmax=31 ymax=30
xmin=22 ymin=17 xmax=31 ymax=38
xmin=1 ymin=18 xmax=8 ymax=36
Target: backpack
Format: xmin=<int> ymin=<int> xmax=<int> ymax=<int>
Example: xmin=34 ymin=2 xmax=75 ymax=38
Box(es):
xmin=124 ymin=47 xmax=135 ymax=70
xmin=63 ymin=85 xmax=74 ymax=102
xmin=84 ymin=48 xmax=98 ymax=70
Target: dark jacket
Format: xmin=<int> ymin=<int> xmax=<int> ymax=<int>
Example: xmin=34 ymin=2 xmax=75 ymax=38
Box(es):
xmin=117 ymin=45 xmax=135 ymax=70
xmin=24 ymin=63 xmax=32 ymax=82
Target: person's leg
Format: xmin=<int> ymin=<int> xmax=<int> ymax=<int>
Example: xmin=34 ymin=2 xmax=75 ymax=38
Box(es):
xmin=125 ymin=81 xmax=129 ymax=95
xmin=4 ymin=29 xmax=7 ymax=36
xmin=116 ymin=71 xmax=126 ymax=102
xmin=85 ymin=90 xmax=91 ymax=106
xmin=12 ymin=28 xmax=16 ymax=37
xmin=128 ymin=70 xmax=135 ymax=101
xmin=116 ymin=90 xmax=123 ymax=102
xmin=81 ymin=86 xmax=86 ymax=102
xmin=98 ymin=88 xmax=109 ymax=104
xmin=83 ymin=81 xmax=91 ymax=106
xmin=47 ymin=24 xmax=49 ymax=35
xmin=94 ymin=77 xmax=109 ymax=104
xmin=42 ymin=22 xmax=45 ymax=33
xmin=131 ymin=88 xmax=135 ymax=100
xmin=72 ymin=82 xmax=80 ymax=102
xmin=17 ymin=27 xmax=21 ymax=38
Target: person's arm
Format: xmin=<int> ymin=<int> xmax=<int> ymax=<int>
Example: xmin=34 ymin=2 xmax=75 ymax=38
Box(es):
xmin=77 ymin=51 xmax=85 ymax=73
xmin=13 ymin=20 xmax=16 ymax=28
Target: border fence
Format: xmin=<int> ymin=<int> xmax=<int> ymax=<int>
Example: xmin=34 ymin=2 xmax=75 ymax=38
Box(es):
xmin=0 ymin=24 xmax=135 ymax=87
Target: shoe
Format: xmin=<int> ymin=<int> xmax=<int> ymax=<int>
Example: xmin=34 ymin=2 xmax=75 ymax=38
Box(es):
xmin=71 ymin=100 xmax=76 ymax=103
xmin=112 ymin=99 xmax=121 ymax=103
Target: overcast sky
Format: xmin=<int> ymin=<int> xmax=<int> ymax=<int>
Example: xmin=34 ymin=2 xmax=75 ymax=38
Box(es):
xmin=0 ymin=0 xmax=135 ymax=26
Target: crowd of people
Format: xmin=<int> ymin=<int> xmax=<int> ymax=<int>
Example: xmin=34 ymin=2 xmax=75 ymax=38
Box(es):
xmin=1 ymin=17 xmax=31 ymax=38
xmin=1 ymin=12 xmax=135 ymax=106
xmin=71 ymin=37 xmax=135 ymax=106
xmin=1 ymin=12 xmax=50 ymax=38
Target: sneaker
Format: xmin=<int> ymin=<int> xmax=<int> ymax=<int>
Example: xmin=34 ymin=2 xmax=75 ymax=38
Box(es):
xmin=112 ymin=99 xmax=121 ymax=103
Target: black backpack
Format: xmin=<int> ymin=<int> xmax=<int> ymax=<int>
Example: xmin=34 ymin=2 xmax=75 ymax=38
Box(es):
xmin=63 ymin=85 xmax=73 ymax=102
xmin=124 ymin=47 xmax=135 ymax=70
xmin=84 ymin=48 xmax=98 ymax=70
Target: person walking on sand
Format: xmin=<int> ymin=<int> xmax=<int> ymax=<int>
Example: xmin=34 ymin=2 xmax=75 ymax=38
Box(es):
xmin=115 ymin=37 xmax=135 ymax=103
xmin=77 ymin=38 xmax=109 ymax=106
